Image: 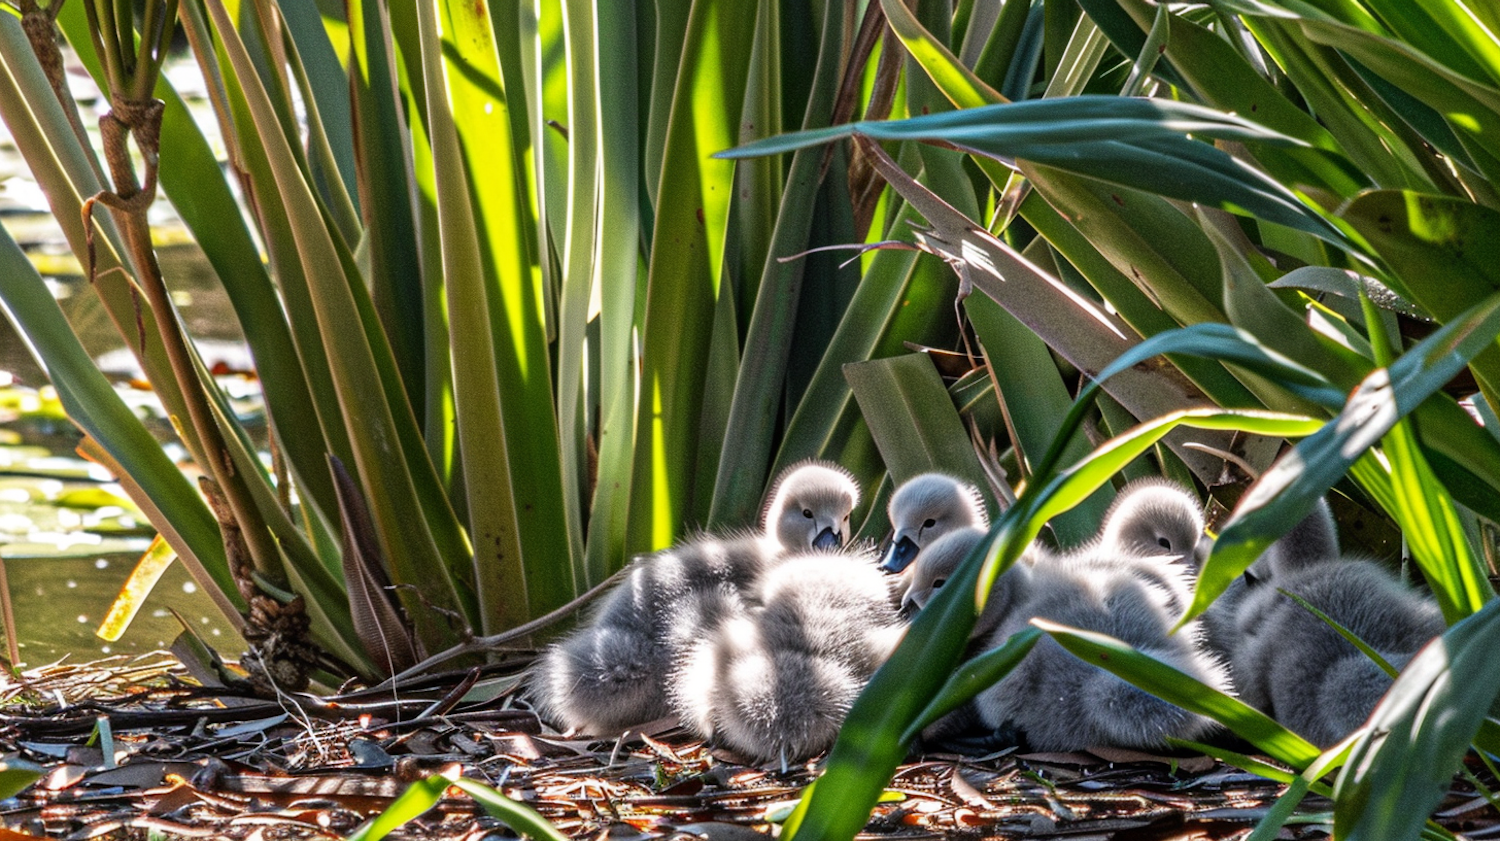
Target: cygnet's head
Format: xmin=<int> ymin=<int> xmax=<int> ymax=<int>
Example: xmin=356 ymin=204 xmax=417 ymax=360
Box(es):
xmin=763 ymin=461 xmax=860 ymax=551
xmin=1097 ymin=478 xmax=1204 ymax=561
xmin=881 ymin=473 xmax=988 ymax=573
xmin=900 ymin=526 xmax=987 ymax=616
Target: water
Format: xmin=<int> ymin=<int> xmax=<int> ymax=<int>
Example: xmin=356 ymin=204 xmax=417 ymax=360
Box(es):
xmin=2 ymin=551 xmax=243 ymax=665
xmin=0 ymin=47 xmax=251 ymax=665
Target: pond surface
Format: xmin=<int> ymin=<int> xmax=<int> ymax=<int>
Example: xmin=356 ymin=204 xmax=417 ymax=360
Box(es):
xmin=0 ymin=379 xmax=248 ymax=665
xmin=1 ymin=48 xmax=251 ymax=665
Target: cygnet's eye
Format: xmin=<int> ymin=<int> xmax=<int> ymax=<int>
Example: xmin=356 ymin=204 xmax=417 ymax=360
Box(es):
xmin=803 ymin=508 xmax=814 ymax=519
xmin=932 ymin=577 xmax=947 ymax=590
xmin=923 ymin=518 xmax=936 ymax=529
xmin=1157 ymin=536 xmax=1173 ymax=550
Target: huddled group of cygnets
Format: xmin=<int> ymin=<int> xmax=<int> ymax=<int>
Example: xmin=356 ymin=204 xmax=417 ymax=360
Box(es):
xmin=526 ymin=460 xmax=1445 ymax=765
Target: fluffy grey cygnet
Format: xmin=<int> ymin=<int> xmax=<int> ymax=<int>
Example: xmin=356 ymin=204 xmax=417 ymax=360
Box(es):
xmin=903 ymin=488 xmax=1229 ymax=753
xmin=881 ymin=473 xmax=989 ymax=574
xmin=671 ymin=548 xmax=903 ymax=765
xmin=1195 ymin=499 xmax=1341 ymax=679
xmin=526 ymin=461 xmax=860 ymax=736
xmin=1224 ymin=502 xmax=1444 ymax=747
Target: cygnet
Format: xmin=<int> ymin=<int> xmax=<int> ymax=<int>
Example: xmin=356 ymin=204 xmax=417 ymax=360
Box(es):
xmin=1225 ymin=502 xmax=1443 ymax=747
xmin=527 ymin=461 xmax=860 ymax=735
xmin=671 ymin=547 xmax=903 ymax=766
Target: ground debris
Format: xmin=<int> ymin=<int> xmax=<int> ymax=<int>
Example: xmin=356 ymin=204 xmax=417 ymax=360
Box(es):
xmin=1 ymin=655 xmax=1496 ymax=839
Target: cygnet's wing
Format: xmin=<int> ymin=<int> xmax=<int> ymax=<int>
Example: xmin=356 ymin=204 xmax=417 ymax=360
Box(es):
xmin=527 ymin=604 xmax=670 ymax=735
xmin=709 ymin=642 xmax=863 ymax=765
xmin=527 ymin=536 xmax=764 ymax=735
xmin=763 ymin=460 xmax=860 ymax=551
xmin=881 ymin=473 xmax=988 ymax=573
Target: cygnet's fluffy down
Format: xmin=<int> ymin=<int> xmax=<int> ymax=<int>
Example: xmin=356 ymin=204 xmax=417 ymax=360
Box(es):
xmin=1197 ymin=499 xmax=1343 ymax=668
xmin=671 ymin=549 xmax=903 ymax=765
xmin=527 ymin=461 xmax=859 ymax=736
xmin=973 ymin=553 xmax=1229 ymax=752
xmin=904 ymin=481 xmax=1229 ymax=753
xmin=881 ymin=473 xmax=989 ymax=574
xmin=1221 ymin=502 xmax=1444 ymax=747
xmin=1094 ymin=478 xmax=1205 ymax=611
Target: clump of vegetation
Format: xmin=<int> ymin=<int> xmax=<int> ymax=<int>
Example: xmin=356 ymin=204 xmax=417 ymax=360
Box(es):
xmin=2 ymin=0 xmax=1499 ymax=837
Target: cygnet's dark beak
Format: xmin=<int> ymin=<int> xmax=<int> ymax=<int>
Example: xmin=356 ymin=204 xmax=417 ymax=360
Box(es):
xmin=899 ymin=597 xmax=918 ymax=621
xmin=812 ymin=526 xmax=841 ymax=550
xmin=881 ymin=536 xmax=920 ymax=573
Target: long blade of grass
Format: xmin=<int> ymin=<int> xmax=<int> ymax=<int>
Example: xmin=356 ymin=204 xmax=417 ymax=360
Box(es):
xmin=95 ymin=537 xmax=177 ymax=642
xmin=451 ymin=778 xmax=570 ymax=841
xmin=345 ymin=770 xmax=456 ymax=841
xmin=346 ymin=0 xmax=426 ymax=413
xmin=880 ymin=0 xmax=1005 ymax=109
xmin=1189 ymin=289 xmax=1500 ymax=626
xmin=902 ymin=627 xmax=1042 ymax=742
xmin=627 ymin=0 xmax=758 ymax=551
xmin=553 ymin=0 xmax=600 ymax=586
xmin=580 ymin=0 xmax=643 ymax=586
xmin=438 ymin=0 xmax=573 ymax=620
xmin=719 ymin=96 xmax=1346 ymax=243
xmin=1379 ymin=404 xmax=1492 ymax=623
xmin=201 ymin=0 xmax=465 ymax=648
xmin=1035 ymin=619 xmax=1321 ymax=766
xmin=1247 ymin=738 xmax=1357 ymax=841
xmin=412 ymin=0 xmax=538 ymax=631
xmin=844 ymin=353 xmax=992 ymax=499
xmin=1335 ymin=597 xmax=1500 ymax=841
xmin=707 ymin=0 xmax=847 ymax=531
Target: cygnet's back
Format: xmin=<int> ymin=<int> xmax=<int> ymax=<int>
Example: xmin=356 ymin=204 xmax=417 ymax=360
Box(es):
xmin=1228 ymin=503 xmax=1444 ymax=747
xmin=974 ymin=551 xmax=1231 ymax=752
xmin=527 ymin=461 xmax=859 ymax=736
xmin=672 ymin=547 xmax=902 ymax=765
xmin=881 ymin=473 xmax=989 ymax=574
